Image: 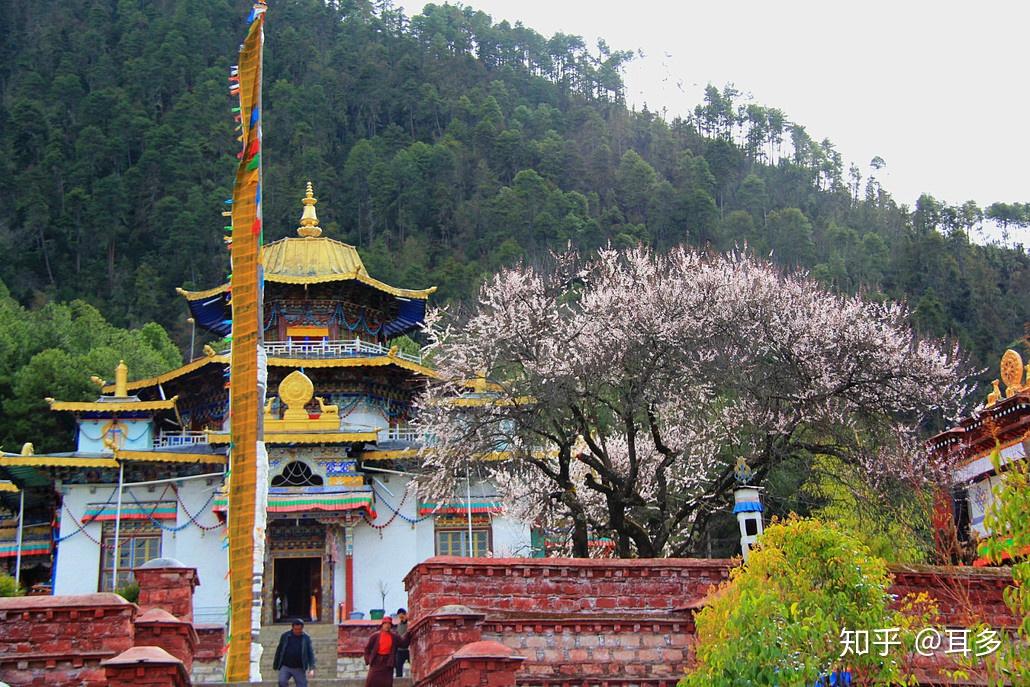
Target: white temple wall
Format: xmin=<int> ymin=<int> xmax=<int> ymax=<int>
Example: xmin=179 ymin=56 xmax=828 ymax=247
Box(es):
xmin=161 ymin=476 xmax=228 ymax=622
xmin=54 ymin=484 xmax=104 ymax=595
xmin=351 ymin=473 xmax=425 ymax=616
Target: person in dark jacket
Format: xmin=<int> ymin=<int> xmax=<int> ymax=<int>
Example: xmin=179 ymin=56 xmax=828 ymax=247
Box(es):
xmin=363 ymin=616 xmax=411 ymax=687
xmin=394 ymin=608 xmax=410 ymax=677
xmin=272 ymin=619 xmax=316 ymax=687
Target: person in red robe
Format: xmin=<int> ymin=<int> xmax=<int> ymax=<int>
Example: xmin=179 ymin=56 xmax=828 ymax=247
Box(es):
xmin=363 ymin=616 xmax=411 ymax=687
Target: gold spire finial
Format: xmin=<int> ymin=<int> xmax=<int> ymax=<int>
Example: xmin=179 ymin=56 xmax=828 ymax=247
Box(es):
xmin=297 ymin=181 xmax=322 ymax=238
xmin=115 ymin=360 xmax=128 ymax=397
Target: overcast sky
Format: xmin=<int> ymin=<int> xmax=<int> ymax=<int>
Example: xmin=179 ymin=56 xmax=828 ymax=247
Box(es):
xmin=393 ymin=0 xmax=1028 ymax=215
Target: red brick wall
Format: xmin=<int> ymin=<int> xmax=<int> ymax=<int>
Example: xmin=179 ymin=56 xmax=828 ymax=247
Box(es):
xmin=0 ymin=593 xmax=136 ymax=687
xmin=480 ymin=618 xmax=694 ymax=682
xmin=338 ymin=619 xmax=380 ymax=657
xmin=889 ymin=565 xmax=1017 ymax=628
xmin=134 ymin=566 xmax=199 ymax=623
xmin=193 ymin=624 xmax=225 ymax=661
xmin=417 ymin=641 xmax=524 ymax=687
xmin=403 ymin=557 xmax=733 ymax=620
xmin=403 ymin=558 xmax=1017 ymax=685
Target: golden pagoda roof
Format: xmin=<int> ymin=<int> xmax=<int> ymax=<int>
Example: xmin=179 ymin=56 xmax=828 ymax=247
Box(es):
xmin=177 ymin=182 xmax=436 ymax=301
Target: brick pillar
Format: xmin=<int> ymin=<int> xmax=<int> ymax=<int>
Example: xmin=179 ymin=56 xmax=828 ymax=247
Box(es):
xmin=424 ymin=641 xmax=525 ymax=687
xmin=102 ymin=646 xmax=190 ymax=687
xmin=134 ymin=608 xmax=199 ymax=673
xmin=133 ymin=560 xmax=199 ymax=623
xmin=408 ymin=604 xmax=485 ymax=683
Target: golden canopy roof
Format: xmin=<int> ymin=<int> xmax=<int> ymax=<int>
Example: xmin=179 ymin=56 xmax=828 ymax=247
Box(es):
xmin=177 ymin=182 xmax=435 ymax=301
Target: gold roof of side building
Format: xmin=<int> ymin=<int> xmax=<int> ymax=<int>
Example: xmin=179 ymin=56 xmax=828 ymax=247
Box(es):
xmin=46 ymin=397 xmax=179 ymax=412
xmin=177 ymin=182 xmax=436 ymax=301
xmin=103 ymin=352 xmax=435 ymax=394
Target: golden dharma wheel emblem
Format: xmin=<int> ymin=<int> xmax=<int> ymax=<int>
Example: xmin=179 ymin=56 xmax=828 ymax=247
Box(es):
xmin=999 ymin=349 xmax=1024 ymax=396
xmin=278 ymin=370 xmax=314 ymax=410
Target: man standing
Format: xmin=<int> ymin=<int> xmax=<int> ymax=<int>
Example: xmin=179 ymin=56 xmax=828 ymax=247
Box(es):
xmin=394 ymin=608 xmax=410 ymax=678
xmin=363 ymin=616 xmax=411 ymax=687
xmin=272 ymin=619 xmax=316 ymax=687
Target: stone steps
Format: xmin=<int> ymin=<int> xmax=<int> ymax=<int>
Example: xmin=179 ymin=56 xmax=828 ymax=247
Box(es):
xmin=256 ymin=624 xmax=340 ymax=680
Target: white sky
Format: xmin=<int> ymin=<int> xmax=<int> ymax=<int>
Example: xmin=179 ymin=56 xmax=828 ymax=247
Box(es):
xmin=394 ymin=0 xmax=1029 ymax=213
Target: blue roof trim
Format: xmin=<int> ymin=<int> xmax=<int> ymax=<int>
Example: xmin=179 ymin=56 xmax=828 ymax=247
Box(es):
xmin=733 ymin=501 xmax=763 ymax=514
xmin=188 ymin=293 xmax=233 ymax=337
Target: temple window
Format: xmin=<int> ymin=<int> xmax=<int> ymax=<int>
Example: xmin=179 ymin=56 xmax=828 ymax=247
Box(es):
xmin=434 ymin=514 xmax=492 ymax=557
xmin=271 ymin=460 xmax=324 ymax=487
xmin=99 ymin=521 xmax=161 ymax=592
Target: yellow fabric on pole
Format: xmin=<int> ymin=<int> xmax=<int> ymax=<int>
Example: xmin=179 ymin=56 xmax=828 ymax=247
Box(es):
xmin=225 ymin=6 xmax=265 ymax=681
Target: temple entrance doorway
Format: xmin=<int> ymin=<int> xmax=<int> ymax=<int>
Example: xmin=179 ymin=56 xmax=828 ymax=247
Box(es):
xmin=274 ymin=557 xmax=321 ymax=623
xmin=264 ymin=518 xmax=333 ymax=624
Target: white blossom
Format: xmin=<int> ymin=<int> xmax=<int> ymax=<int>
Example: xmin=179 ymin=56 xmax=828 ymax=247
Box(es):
xmin=413 ymin=246 xmax=971 ymax=557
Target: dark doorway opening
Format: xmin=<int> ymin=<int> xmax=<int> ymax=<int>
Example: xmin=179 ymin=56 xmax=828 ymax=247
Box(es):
xmin=273 ymin=557 xmax=321 ymax=623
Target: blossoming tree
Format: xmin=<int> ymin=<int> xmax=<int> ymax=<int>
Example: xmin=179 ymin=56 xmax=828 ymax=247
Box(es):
xmin=414 ymin=246 xmax=971 ymax=557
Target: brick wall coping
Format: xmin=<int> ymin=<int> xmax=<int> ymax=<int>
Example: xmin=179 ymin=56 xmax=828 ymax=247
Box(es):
xmin=101 ymin=645 xmax=184 ymax=668
xmin=481 ymin=617 xmax=694 ymax=632
xmin=0 ymin=592 xmax=133 ymax=610
xmin=481 ymin=610 xmax=692 ymax=622
xmin=339 ymin=619 xmax=381 ymax=628
xmin=520 ymin=679 xmax=681 ymax=687
xmin=888 ymin=564 xmax=1013 ymax=579
xmin=133 ymin=564 xmax=200 ymax=588
xmin=452 ymin=640 xmax=523 ymax=660
xmin=137 ymin=608 xmax=185 ymax=624
xmin=405 ymin=557 xmax=735 ymax=586
xmin=0 ymin=650 xmax=113 ymax=665
xmin=408 ymin=605 xmax=486 ymax=637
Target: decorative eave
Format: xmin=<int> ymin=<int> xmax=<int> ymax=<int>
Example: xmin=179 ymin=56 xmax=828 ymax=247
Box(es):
xmin=107 ymin=353 xmax=434 ymax=394
xmin=438 ymin=395 xmax=534 ymax=407
xmin=46 ymin=396 xmax=179 ymax=413
xmin=0 ymin=455 xmax=120 ymax=469
xmin=269 ymin=352 xmax=434 ymax=379
xmin=177 ymin=274 xmax=435 ymax=300
xmin=206 ymin=431 xmax=379 ymax=446
xmin=354 ymin=448 xmax=549 ymax=462
xmin=103 ymin=355 xmax=227 ymax=394
xmin=115 ymin=450 xmax=226 ymax=465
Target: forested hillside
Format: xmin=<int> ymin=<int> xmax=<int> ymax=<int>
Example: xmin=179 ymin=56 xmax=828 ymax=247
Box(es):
xmin=1 ymin=0 xmax=1027 ymax=377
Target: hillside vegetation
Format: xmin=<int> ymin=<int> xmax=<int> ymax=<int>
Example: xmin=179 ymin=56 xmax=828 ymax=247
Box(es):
xmin=1 ymin=0 xmax=1026 ymax=372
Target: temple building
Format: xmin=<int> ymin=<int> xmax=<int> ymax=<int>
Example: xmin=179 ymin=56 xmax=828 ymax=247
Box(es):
xmin=929 ymin=348 xmax=1029 ymax=560
xmin=0 ymin=185 xmax=531 ymax=624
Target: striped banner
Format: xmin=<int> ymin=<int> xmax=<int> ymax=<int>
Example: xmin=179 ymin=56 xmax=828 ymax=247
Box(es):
xmin=215 ymin=491 xmax=374 ymax=518
xmin=226 ymin=2 xmax=268 ymax=681
xmin=418 ymin=500 xmax=502 ymax=516
xmin=0 ymin=540 xmax=51 ymax=558
xmin=84 ymin=502 xmax=177 ymax=521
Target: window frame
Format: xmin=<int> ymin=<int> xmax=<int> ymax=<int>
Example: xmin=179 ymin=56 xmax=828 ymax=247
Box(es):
xmin=99 ymin=521 xmax=162 ymax=592
xmin=434 ymin=514 xmax=492 ymax=557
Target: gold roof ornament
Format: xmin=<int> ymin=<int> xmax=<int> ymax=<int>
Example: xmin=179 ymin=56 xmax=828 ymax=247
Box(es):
xmin=297 ymin=181 xmax=322 ymax=238
xmin=115 ymin=360 xmax=129 ymax=397
xmin=20 ymin=443 xmax=34 ymax=456
xmin=999 ymin=349 xmax=1026 ymax=398
xmin=986 ymin=379 xmax=1002 ymax=407
xmin=264 ymin=370 xmax=341 ymax=432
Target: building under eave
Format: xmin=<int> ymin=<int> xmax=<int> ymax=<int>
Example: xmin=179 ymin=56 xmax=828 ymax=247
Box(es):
xmin=928 ymin=348 xmax=1029 ymax=562
xmin=0 ymin=186 xmax=531 ymax=625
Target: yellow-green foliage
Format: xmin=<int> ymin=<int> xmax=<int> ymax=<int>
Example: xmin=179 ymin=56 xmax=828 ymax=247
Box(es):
xmin=805 ymin=455 xmax=930 ymax=564
xmin=681 ymin=515 xmax=927 ymax=687
xmin=980 ymin=444 xmax=1030 ymax=683
xmin=0 ymin=573 xmax=24 ymax=597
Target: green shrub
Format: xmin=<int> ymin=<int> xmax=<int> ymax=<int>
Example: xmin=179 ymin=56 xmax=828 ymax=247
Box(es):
xmin=0 ymin=573 xmax=24 ymax=597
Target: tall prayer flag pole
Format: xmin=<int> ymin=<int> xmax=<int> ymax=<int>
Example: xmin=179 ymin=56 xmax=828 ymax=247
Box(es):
xmin=226 ymin=1 xmax=269 ymax=680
